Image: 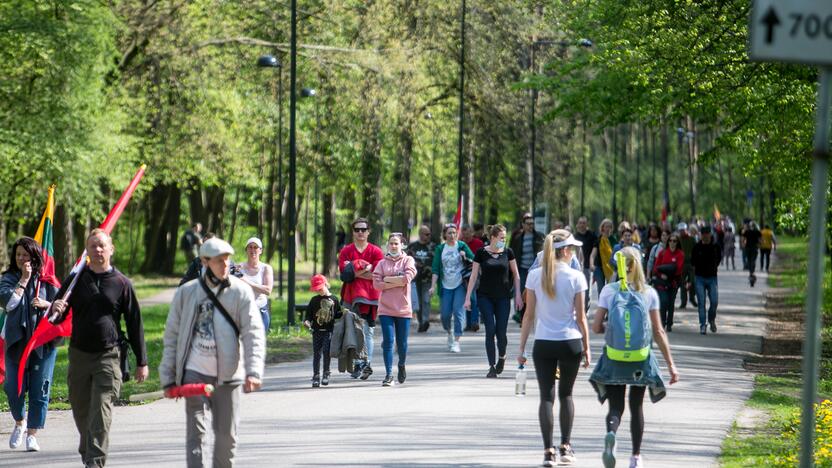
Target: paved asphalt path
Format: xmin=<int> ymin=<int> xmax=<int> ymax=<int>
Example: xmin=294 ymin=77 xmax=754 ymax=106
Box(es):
xmin=2 ymin=259 xmax=770 ymax=467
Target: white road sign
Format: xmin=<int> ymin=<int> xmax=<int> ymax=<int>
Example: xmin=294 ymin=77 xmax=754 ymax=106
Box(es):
xmin=750 ymin=0 xmax=832 ymax=65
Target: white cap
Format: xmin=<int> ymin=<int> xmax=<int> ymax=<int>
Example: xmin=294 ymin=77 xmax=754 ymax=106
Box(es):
xmin=199 ymin=238 xmax=235 ymax=258
xmin=552 ymin=235 xmax=583 ymax=249
xmin=245 ymin=237 xmax=263 ymax=249
xmin=677 ymin=222 xmax=688 ymax=232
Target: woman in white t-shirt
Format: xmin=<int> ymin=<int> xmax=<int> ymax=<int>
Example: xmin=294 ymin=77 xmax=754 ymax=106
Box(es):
xmin=239 ymin=237 xmax=274 ymax=333
xmin=517 ymin=229 xmax=591 ymax=467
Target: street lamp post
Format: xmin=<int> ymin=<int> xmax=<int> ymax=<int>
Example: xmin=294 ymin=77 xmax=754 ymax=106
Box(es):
xmin=301 ymin=87 xmax=318 ymax=274
xmin=287 ymin=0 xmax=298 ymax=326
xmin=457 ymin=0 xmax=466 ymax=205
xmin=256 ymin=54 xmax=283 ymax=299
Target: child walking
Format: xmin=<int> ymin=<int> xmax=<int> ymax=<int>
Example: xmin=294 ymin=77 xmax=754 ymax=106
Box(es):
xmin=304 ymin=274 xmax=342 ymax=387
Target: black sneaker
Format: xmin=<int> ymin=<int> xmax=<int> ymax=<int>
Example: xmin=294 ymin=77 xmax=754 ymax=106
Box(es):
xmin=312 ymin=375 xmax=320 ymax=388
xmin=398 ymin=365 xmax=406 ymax=384
xmin=700 ymin=325 xmax=707 ymax=335
xmin=542 ymin=449 xmax=556 ymax=467
xmin=558 ymin=444 xmax=576 ymax=465
xmin=471 ymin=324 xmax=480 ymax=332
xmin=486 ymin=366 xmax=498 ymax=378
xmin=321 ymin=372 xmax=330 ymax=386
xmin=710 ymin=321 xmax=717 ymax=333
xmin=750 ymin=275 xmax=757 ymax=287
xmin=382 ymin=375 xmax=394 ymax=386
xmin=418 ymin=322 xmax=429 ymax=333
xmin=666 ymin=324 xmax=673 ymax=332
xmin=350 ymin=363 xmax=364 ymax=379
xmin=495 ymin=357 xmax=506 ymax=375
xmin=360 ymin=365 xmax=373 ymax=380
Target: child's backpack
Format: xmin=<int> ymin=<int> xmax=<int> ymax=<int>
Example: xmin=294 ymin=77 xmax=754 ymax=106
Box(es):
xmin=605 ymin=252 xmax=652 ymax=362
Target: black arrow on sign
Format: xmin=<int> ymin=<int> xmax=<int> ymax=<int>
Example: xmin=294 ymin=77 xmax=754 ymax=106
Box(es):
xmin=761 ymin=6 xmax=781 ymax=44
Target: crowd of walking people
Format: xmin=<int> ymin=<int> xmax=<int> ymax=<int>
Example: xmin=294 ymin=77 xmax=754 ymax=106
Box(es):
xmin=0 ymin=210 xmax=773 ymax=467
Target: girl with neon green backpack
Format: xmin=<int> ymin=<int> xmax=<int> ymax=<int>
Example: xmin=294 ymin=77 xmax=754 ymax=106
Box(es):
xmin=590 ymin=247 xmax=680 ymax=468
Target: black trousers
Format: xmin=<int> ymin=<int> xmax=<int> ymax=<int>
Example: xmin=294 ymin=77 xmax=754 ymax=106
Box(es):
xmin=312 ymin=330 xmax=332 ymax=376
xmin=532 ymin=339 xmax=583 ymax=449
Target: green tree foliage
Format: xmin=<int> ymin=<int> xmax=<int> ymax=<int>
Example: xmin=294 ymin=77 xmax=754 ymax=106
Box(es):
xmin=532 ymin=0 xmax=820 ymax=229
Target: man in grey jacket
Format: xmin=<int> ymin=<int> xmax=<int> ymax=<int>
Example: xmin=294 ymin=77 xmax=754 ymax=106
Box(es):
xmin=159 ymin=238 xmax=266 ymax=468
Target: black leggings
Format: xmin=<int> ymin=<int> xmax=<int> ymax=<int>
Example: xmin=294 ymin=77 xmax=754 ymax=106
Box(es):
xmin=605 ymin=385 xmax=646 ymax=455
xmin=532 ymin=339 xmax=583 ymax=449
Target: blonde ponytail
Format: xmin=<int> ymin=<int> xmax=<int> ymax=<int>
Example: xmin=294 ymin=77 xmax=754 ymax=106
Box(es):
xmin=619 ymin=246 xmax=647 ymax=292
xmin=542 ymin=232 xmax=558 ymax=299
xmin=541 ymin=229 xmax=572 ymax=299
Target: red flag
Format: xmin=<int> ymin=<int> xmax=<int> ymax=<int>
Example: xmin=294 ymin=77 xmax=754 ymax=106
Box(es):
xmin=17 ymin=165 xmax=146 ymax=395
xmin=452 ymin=194 xmax=464 ymax=230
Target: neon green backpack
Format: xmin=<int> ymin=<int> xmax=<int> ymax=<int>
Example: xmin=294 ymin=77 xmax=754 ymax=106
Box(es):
xmin=605 ymin=252 xmax=652 ymax=362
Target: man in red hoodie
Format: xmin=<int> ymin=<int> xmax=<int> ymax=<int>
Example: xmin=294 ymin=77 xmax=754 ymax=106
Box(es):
xmin=338 ymin=218 xmax=384 ymax=380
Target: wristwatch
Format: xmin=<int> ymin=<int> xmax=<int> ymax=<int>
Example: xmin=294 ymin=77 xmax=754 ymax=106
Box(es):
xmin=16 ymin=282 xmax=26 ymax=289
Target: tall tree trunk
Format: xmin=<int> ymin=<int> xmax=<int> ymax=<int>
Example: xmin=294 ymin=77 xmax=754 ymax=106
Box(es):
xmin=322 ymin=189 xmax=337 ymax=275
xmin=141 ymin=184 xmax=180 ymax=274
xmin=686 ymin=116 xmax=698 ymax=218
xmin=359 ymin=80 xmax=383 ymax=245
xmin=0 ymin=207 xmax=9 ymax=271
xmin=611 ymin=127 xmax=618 ymax=223
xmin=228 ymin=187 xmax=241 ymax=246
xmin=188 ymin=183 xmax=205 ymax=227
xmin=661 ymin=122 xmax=670 ymax=220
xmin=391 ymin=122 xmax=414 ymax=235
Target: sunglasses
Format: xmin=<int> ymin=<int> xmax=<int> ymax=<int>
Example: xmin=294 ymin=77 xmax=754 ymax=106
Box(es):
xmin=353 ymin=227 xmax=369 ymax=233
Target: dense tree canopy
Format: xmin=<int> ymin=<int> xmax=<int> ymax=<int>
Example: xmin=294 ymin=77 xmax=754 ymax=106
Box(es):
xmin=0 ymin=0 xmax=809 ymax=276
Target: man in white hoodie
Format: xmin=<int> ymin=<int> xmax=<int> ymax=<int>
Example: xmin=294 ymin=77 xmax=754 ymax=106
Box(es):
xmin=160 ymin=238 xmax=266 ymax=468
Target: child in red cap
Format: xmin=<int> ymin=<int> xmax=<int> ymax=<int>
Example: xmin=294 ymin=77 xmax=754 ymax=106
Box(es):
xmin=304 ymin=274 xmax=342 ymax=387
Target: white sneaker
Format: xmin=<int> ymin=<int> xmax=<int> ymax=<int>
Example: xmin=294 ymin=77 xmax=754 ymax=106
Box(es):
xmin=629 ymin=454 xmax=644 ymax=468
xmin=447 ymin=332 xmax=454 ymax=349
xmin=25 ymin=434 xmax=40 ymax=452
xmin=9 ymin=423 xmax=25 ymax=449
xmin=451 ymin=342 xmax=461 ymax=353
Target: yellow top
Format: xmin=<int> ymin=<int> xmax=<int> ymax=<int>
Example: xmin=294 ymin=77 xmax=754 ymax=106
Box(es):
xmin=761 ymin=228 xmax=775 ymax=250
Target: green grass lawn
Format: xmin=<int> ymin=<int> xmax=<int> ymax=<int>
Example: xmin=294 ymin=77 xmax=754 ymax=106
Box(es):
xmin=720 ymin=235 xmax=832 ymax=466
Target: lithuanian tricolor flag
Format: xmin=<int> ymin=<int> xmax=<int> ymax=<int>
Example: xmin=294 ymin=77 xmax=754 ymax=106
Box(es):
xmin=34 ymin=185 xmax=59 ymax=288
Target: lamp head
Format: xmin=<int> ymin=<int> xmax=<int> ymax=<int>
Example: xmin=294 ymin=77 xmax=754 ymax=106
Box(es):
xmin=257 ymin=55 xmax=280 ymax=68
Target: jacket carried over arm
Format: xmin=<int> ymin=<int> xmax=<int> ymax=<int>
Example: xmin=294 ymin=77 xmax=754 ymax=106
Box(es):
xmin=159 ymin=274 xmax=266 ymax=388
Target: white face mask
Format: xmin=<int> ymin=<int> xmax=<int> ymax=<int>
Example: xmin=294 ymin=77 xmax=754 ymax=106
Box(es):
xmin=495 ymin=240 xmax=506 ymax=249
xmin=388 ymin=250 xmax=401 ymax=257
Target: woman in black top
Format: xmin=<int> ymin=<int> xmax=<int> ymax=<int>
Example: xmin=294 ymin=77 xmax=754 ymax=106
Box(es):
xmin=464 ymin=225 xmax=522 ymax=378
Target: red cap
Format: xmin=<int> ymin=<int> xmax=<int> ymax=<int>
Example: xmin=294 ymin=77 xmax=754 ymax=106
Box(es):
xmin=310 ymin=274 xmax=328 ymax=291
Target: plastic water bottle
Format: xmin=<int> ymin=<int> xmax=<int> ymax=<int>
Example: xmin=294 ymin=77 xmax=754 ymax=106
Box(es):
xmin=515 ymin=365 xmax=527 ymax=397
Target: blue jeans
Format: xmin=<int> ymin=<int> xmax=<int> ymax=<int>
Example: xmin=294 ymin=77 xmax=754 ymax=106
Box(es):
xmin=440 ymin=285 xmax=466 ymax=337
xmin=411 ymin=280 xmax=432 ymax=325
xmin=694 ymin=276 xmax=719 ymax=326
xmin=593 ymin=267 xmax=607 ymax=293
xmin=4 ymin=345 xmax=57 ymax=429
xmin=379 ymin=315 xmax=410 ymax=376
xmin=466 ymin=291 xmax=480 ymax=327
xmin=363 ymin=319 xmax=375 ymax=365
xmin=259 ymin=304 xmax=271 ymax=334
xmin=478 ymin=294 xmax=511 ymax=366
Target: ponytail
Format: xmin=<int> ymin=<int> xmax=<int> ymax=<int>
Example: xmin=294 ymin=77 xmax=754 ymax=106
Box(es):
xmin=542 ymin=232 xmax=559 ymax=299
xmin=541 ymin=229 xmax=573 ymax=299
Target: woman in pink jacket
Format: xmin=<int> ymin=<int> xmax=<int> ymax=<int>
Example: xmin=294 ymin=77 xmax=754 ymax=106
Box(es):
xmin=373 ymin=233 xmax=417 ymax=387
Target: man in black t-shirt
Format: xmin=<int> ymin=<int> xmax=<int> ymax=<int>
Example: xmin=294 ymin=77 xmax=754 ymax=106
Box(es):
xmin=52 ymin=230 xmax=148 ymax=468
xmin=691 ymin=226 xmax=723 ymax=335
xmin=406 ymin=225 xmax=435 ymax=332
xmin=573 ymin=216 xmax=597 ymax=310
